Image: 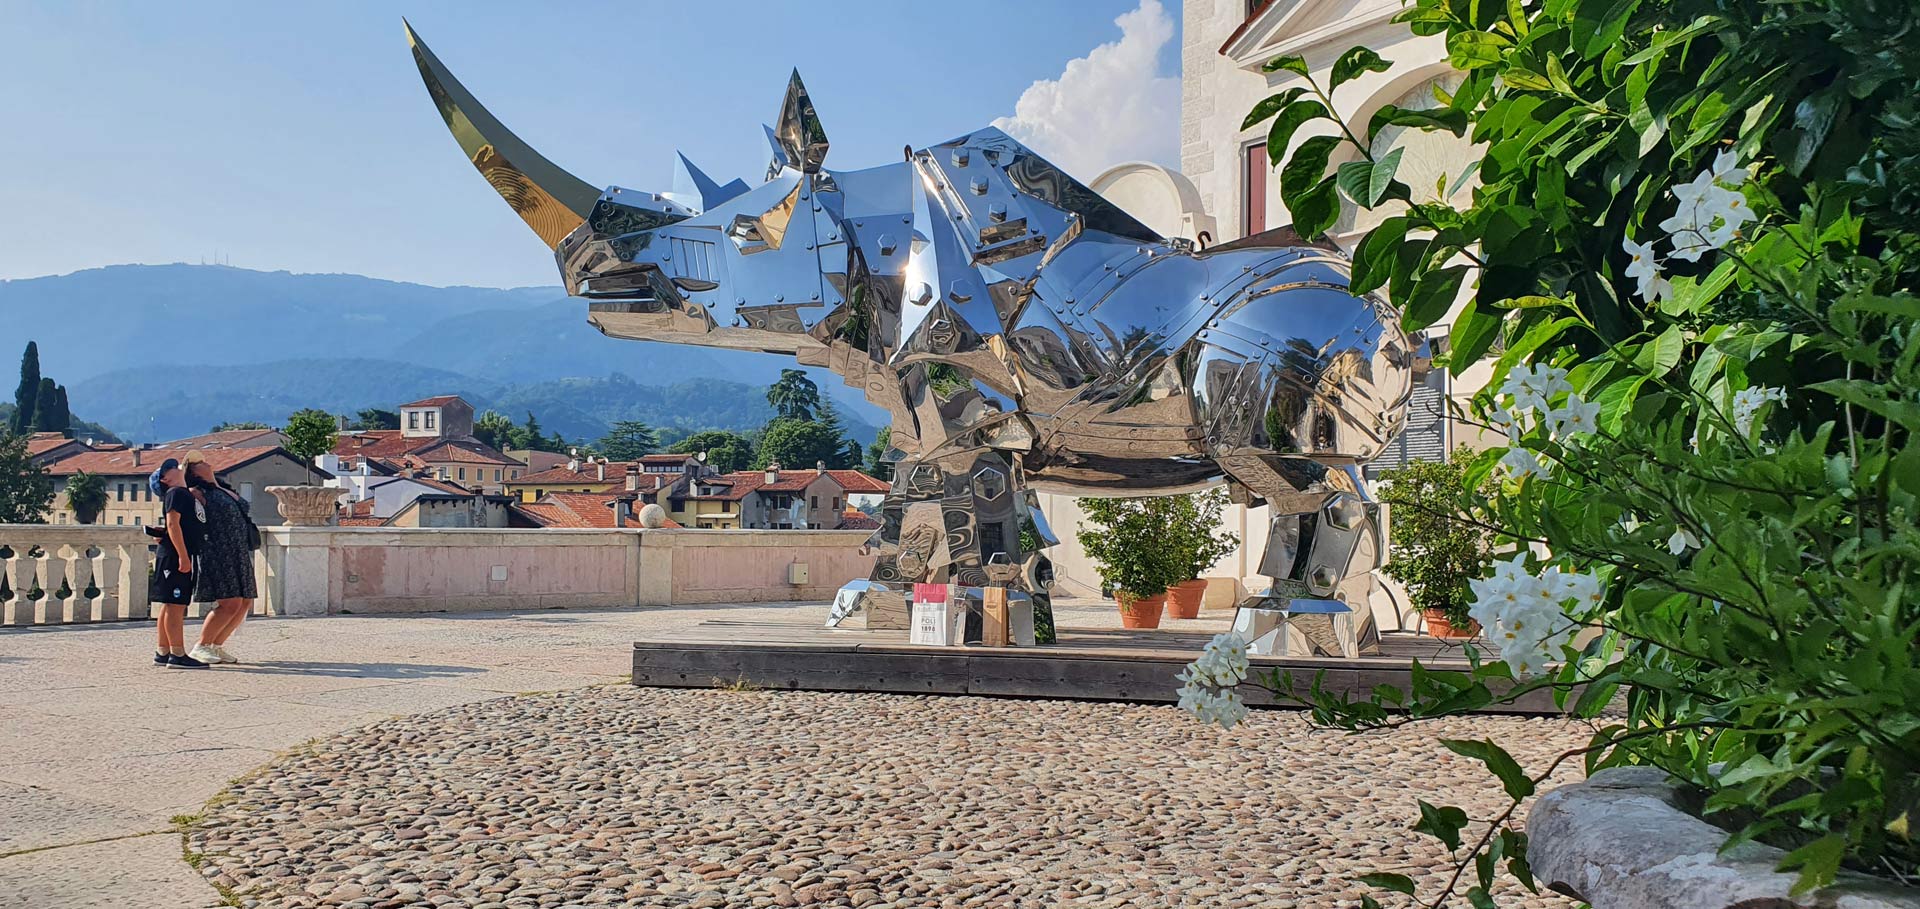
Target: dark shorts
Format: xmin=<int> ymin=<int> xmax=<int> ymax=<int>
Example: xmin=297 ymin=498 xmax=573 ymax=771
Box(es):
xmin=151 ymin=551 xmax=196 ymax=606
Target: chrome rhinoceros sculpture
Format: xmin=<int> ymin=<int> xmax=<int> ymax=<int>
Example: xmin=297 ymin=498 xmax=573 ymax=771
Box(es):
xmin=405 ymin=23 xmax=1416 ymax=638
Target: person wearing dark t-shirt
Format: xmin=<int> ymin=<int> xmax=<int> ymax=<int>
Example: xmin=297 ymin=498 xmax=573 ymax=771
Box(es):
xmin=147 ymin=459 xmax=211 ymax=669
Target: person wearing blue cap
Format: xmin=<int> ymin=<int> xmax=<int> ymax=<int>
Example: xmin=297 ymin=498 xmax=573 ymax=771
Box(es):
xmin=146 ymin=458 xmax=211 ymax=669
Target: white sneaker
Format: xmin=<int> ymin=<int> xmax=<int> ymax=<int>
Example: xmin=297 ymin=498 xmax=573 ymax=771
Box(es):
xmin=188 ymin=644 xmax=222 ymax=665
xmin=211 ymin=645 xmax=238 ymax=664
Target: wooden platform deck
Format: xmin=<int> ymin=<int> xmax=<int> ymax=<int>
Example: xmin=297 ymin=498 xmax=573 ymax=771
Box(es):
xmin=631 ymin=619 xmax=1558 ymax=714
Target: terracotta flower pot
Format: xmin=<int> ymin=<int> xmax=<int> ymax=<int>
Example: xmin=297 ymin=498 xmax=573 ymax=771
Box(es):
xmin=1165 ymin=579 xmax=1207 ymax=619
xmin=1423 ymin=608 xmax=1482 ymax=639
xmin=1114 ymin=591 xmax=1167 ymax=629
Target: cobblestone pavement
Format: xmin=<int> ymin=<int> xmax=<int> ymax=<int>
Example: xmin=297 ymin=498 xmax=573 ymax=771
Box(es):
xmin=190 ymin=687 xmax=1590 ymax=909
xmin=0 ymin=602 xmax=853 ymax=909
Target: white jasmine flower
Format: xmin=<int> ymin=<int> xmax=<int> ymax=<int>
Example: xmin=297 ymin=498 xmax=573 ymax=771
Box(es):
xmin=1500 ymin=447 xmax=1548 ymax=479
xmin=1207 ymin=689 xmax=1250 ymax=729
xmin=1699 ymin=184 xmax=1755 ymax=248
xmin=1621 ymin=237 xmax=1672 ymax=302
xmin=1708 ymin=149 xmax=1748 ymax=187
xmin=1667 ymin=527 xmax=1701 ymax=555
xmin=1549 ymin=395 xmax=1600 ymax=438
xmin=1730 ymin=385 xmax=1787 ymax=436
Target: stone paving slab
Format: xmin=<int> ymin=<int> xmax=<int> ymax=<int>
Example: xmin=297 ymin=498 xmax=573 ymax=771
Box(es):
xmin=0 ymin=782 xmax=164 ymax=854
xmin=0 ymin=832 xmax=222 ymax=909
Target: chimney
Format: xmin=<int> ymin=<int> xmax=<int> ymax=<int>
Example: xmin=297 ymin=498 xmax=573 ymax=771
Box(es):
xmin=597 ymin=460 xmax=606 ymax=482
xmin=568 ymin=456 xmax=580 ymax=473
xmin=614 ymin=498 xmax=632 ymax=528
xmin=625 ymin=465 xmax=641 ymax=493
xmin=133 ymin=449 xmax=142 ymax=468
xmin=816 ymin=460 xmax=826 ymax=472
xmin=335 ymin=414 xmax=348 ymax=432
xmin=765 ymin=462 xmax=780 ymax=485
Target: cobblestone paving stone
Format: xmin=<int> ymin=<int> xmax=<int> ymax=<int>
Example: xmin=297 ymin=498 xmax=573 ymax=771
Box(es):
xmin=191 ymin=686 xmax=1591 ymax=909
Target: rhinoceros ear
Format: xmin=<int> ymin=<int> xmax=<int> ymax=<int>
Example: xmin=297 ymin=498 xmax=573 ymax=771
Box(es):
xmin=403 ymin=19 xmax=600 ymax=249
xmin=772 ymin=69 xmax=829 ymax=174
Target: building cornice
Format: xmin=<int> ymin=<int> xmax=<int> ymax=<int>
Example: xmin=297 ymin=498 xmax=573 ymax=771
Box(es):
xmin=1221 ymin=0 xmax=1406 ymax=70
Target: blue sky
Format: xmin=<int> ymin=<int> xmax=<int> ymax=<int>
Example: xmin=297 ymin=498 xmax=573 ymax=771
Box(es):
xmin=0 ymin=1 xmax=1179 ymax=288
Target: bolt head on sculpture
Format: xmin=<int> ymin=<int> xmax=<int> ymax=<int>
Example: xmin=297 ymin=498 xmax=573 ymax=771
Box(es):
xmin=404 ymin=21 xmax=1415 ymax=631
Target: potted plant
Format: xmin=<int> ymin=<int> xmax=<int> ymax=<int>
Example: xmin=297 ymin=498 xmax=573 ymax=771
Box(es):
xmin=1161 ymin=489 xmax=1240 ymax=619
xmin=65 ymin=470 xmax=108 ymax=525
xmin=1375 ymin=453 xmax=1495 ymax=639
xmin=1078 ymin=497 xmax=1183 ymax=629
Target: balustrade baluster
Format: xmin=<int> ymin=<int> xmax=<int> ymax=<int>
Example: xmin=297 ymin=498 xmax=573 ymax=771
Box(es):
xmin=0 ymin=541 xmax=18 ymax=626
xmin=23 ymin=545 xmax=50 ymax=625
xmin=88 ymin=544 xmax=113 ymax=622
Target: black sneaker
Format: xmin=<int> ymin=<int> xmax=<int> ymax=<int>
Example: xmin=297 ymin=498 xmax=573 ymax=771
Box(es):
xmin=153 ymin=652 xmax=169 ymax=666
xmin=166 ymin=653 xmax=211 ymax=670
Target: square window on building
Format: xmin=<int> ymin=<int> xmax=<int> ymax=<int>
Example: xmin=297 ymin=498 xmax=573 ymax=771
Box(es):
xmin=494 ymin=469 xmax=502 ymax=482
xmin=134 ymin=517 xmax=142 ymax=526
xmin=1244 ymin=142 xmax=1269 ymax=237
xmin=115 ymin=516 xmax=124 ymax=525
xmin=425 ymin=412 xmax=436 ymax=430
xmin=115 ymin=483 xmax=124 ymax=502
xmin=457 ymin=468 xmax=466 ymax=480
xmin=408 ymin=411 xmax=419 ymax=429
xmin=811 ymin=495 xmax=819 ymax=509
xmin=239 ymin=482 xmax=253 ymax=502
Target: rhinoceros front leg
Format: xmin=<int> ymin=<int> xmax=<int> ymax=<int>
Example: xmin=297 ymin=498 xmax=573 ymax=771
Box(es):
xmin=843 ymin=451 xmax=1028 ymax=636
xmin=1220 ymin=458 xmax=1383 ymax=657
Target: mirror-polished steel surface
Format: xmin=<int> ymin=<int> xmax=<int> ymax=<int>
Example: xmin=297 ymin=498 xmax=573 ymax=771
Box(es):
xmin=405 ymin=26 xmax=1416 ymax=626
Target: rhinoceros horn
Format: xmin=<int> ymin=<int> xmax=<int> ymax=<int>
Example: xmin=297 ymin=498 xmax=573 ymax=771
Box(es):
xmin=403 ymin=19 xmax=600 ymax=249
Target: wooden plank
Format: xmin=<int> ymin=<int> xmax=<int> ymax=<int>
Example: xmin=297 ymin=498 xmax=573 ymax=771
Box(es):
xmin=981 ymin=587 xmax=1009 ymax=648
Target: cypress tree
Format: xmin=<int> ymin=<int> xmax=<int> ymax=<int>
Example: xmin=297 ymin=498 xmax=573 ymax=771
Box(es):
xmin=32 ymin=379 xmax=57 ymax=433
xmin=10 ymin=341 xmax=39 ymax=436
xmin=50 ymin=385 xmax=70 ymax=434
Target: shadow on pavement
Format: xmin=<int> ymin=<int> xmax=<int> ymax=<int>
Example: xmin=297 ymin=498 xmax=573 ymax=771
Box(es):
xmin=225 ymin=660 xmax=484 ymax=680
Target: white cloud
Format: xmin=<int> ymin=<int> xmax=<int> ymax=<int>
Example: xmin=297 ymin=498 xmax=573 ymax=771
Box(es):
xmin=992 ymin=0 xmax=1180 ymax=182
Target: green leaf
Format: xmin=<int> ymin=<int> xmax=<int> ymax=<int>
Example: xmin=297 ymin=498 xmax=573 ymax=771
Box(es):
xmin=1367 ymin=147 xmax=1406 ymax=206
xmin=1281 ymin=135 xmax=1343 ymax=200
xmin=1634 ymin=325 xmax=1686 ymax=375
xmin=1263 ymin=54 xmax=1310 ymax=77
xmin=1467 ymin=887 xmax=1497 ymax=909
xmin=1446 ymin=158 xmax=1483 ymax=198
xmin=1811 ymin=379 xmax=1920 ymax=429
xmin=1593 ymin=374 xmax=1649 ymax=433
xmin=1356 ymin=872 xmax=1416 ymax=895
xmin=1502 ymin=68 xmax=1556 ymax=92
xmin=1242 ymin=88 xmax=1307 ymax=130
xmin=1337 ymin=160 xmax=1375 ymax=207
xmin=1392 ymin=4 xmax=1453 ymax=36
xmin=1790 ymin=87 xmax=1841 ymax=176
xmin=1350 ymin=217 xmax=1411 ymax=295
xmin=1288 ymin=176 xmax=1342 ymax=240
xmin=1330 ymin=46 xmax=1392 ymax=91
xmin=1443 ymin=738 xmax=1536 ymax=800
xmin=1368 ymin=104 xmax=1470 ymax=141
xmin=1777 ymin=833 xmax=1845 ymax=896
xmin=1402 ymin=264 xmax=1470 ymax=331
xmin=1267 ymin=100 xmax=1332 ymax=166
xmin=1449 ymin=300 xmax=1504 ymax=375
xmin=1447 ymin=31 xmax=1508 ymax=69
xmin=1413 ymin=800 xmax=1470 ymax=850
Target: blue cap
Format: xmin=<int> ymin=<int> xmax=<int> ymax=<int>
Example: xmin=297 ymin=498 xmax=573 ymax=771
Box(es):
xmin=147 ymin=457 xmax=181 ymax=498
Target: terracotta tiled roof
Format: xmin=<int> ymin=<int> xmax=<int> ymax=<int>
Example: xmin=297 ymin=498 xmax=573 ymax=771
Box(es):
xmin=160 ymin=429 xmax=283 ymax=450
xmin=826 ymin=470 xmax=891 ymax=493
xmin=410 ymin=438 xmax=521 ymax=466
xmin=638 ymin=453 xmax=701 ymax=465
xmin=26 ymin=435 xmax=85 ymax=458
xmin=508 ymin=462 xmax=639 ymax=487
xmin=333 ymin=431 xmax=417 ymax=460
xmin=513 ymin=450 xmax=571 ymax=472
xmin=837 ymin=510 xmax=880 ymax=530
xmin=686 ymin=473 xmax=762 ymax=502
xmin=44 ymin=446 xmax=288 ymax=477
xmin=400 ymin=395 xmax=465 ymax=408
xmin=519 ymin=491 xmax=681 ymax=529
xmin=337 ymin=517 xmax=386 ymax=527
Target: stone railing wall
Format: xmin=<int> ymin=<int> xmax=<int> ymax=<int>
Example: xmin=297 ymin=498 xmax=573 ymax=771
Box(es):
xmin=0 ymin=525 xmax=877 ymax=624
xmin=256 ymin=526 xmax=875 ymax=617
xmin=0 ymin=525 xmax=155 ymax=626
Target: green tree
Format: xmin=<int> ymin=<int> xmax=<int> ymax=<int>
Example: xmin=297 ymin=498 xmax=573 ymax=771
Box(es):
xmin=472 ymin=410 xmax=515 ymax=451
xmin=63 ymin=470 xmax=107 ymax=524
xmin=670 ymin=430 xmax=755 ymax=473
xmin=210 ymin=421 xmax=273 ymax=433
xmin=350 ymin=408 xmax=400 ymax=430
xmin=766 ymin=369 xmax=821 ymax=422
xmin=281 ymin=409 xmax=339 ymax=483
xmin=864 ymin=426 xmax=895 ymax=480
xmin=754 ymin=418 xmax=842 ymax=470
xmin=1374 ymin=453 xmax=1495 ymax=629
xmin=31 ymin=379 xmax=58 ymax=434
xmin=507 ymin=412 xmax=544 ymax=451
xmin=596 ymin=420 xmax=660 ymax=460
xmin=47 ymin=386 xmax=70 ymax=436
xmin=10 ymin=341 xmax=39 ymax=436
xmin=815 ymin=396 xmax=860 ymax=468
xmin=0 ymin=433 xmax=52 ymax=523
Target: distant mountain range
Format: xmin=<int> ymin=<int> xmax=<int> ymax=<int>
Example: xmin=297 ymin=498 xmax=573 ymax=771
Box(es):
xmin=2 ymin=264 xmax=883 ymax=444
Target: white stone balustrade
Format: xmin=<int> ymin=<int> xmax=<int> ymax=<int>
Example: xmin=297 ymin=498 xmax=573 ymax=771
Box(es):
xmin=0 ymin=524 xmax=877 ymax=625
xmin=0 ymin=525 xmax=153 ymax=626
